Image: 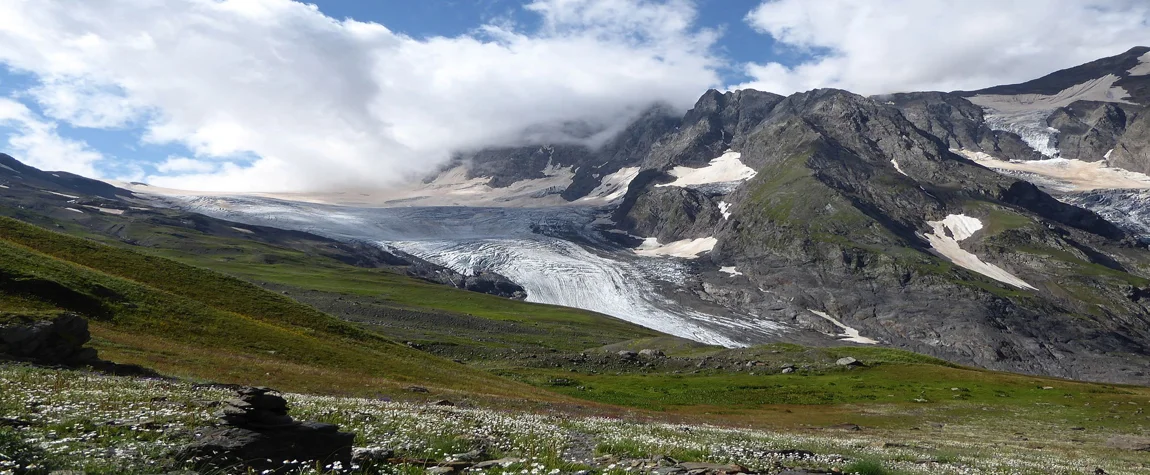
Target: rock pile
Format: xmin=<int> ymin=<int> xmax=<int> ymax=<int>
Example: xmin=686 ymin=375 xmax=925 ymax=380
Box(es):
xmin=181 ymin=387 xmax=355 ymax=473
xmin=220 ymin=387 xmax=297 ymax=428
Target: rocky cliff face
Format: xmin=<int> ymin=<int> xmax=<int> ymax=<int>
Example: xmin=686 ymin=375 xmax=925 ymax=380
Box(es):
xmin=603 ymin=87 xmax=1150 ymax=383
xmin=1111 ymin=109 xmax=1150 ymax=174
xmin=397 ymin=50 xmax=1150 ymax=384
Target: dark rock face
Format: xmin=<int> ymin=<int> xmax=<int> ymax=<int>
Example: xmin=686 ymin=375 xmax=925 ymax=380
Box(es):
xmin=882 ymin=91 xmax=1042 ymax=162
xmin=402 ymin=257 xmax=527 ymax=300
xmin=605 ymin=86 xmax=1150 ymax=384
xmin=0 ymin=312 xmax=98 ymax=365
xmin=1110 ymin=109 xmax=1150 ymax=174
xmin=182 ymin=387 xmax=354 ymax=472
xmin=450 ymin=103 xmax=681 ymax=200
xmin=1046 ymin=101 xmax=1131 ymax=162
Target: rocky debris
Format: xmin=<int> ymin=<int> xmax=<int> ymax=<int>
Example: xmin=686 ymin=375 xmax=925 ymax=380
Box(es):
xmin=405 ymin=261 xmax=528 ymax=300
xmin=181 ymin=387 xmax=355 ymax=473
xmin=352 ymin=447 xmax=394 ymax=465
xmin=473 ymin=457 xmax=523 ymax=469
xmin=1106 ymin=435 xmax=1150 ymax=451
xmin=781 ymin=367 xmax=795 ymax=374
xmin=617 ymin=350 xmax=639 ymax=360
xmin=678 ymin=461 xmax=748 ymax=473
xmin=639 ymin=349 xmax=666 ymax=357
xmin=0 ymin=312 xmax=98 ymax=366
xmin=835 ymin=357 xmax=862 ymax=367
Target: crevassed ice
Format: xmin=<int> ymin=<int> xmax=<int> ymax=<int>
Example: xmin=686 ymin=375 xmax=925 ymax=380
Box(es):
xmin=633 ymin=236 xmax=718 ymax=259
xmin=924 ymin=214 xmax=1036 ymax=290
xmin=969 ymin=74 xmax=1135 ymax=158
xmin=656 ymin=150 xmax=757 ymax=188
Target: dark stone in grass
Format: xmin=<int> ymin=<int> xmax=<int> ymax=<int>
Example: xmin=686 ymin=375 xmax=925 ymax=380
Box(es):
xmin=180 ymin=422 xmax=354 ymax=473
xmin=0 ymin=312 xmax=99 ymax=366
xmin=407 ymin=385 xmax=430 ymax=393
xmin=0 ymin=417 xmax=31 ymax=428
xmin=432 ymin=399 xmax=455 ymax=406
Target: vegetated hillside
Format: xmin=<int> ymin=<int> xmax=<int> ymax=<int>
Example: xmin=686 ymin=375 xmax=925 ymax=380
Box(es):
xmin=0 ymin=152 xmax=661 ymax=353
xmin=0 ymin=215 xmax=559 ymax=399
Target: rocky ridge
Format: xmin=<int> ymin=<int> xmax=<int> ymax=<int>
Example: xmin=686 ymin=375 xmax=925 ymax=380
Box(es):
xmin=406 ymin=48 xmax=1150 ymax=385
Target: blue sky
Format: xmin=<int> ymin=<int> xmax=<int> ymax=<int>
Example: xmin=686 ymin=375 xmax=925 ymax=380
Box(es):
xmin=0 ymin=0 xmax=1146 ymax=191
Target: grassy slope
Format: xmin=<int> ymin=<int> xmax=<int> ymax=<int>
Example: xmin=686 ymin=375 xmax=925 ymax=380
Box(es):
xmin=2 ymin=203 xmax=1148 ymax=446
xmin=0 ymin=216 xmax=558 ymax=399
xmin=26 ymin=208 xmax=660 ymax=353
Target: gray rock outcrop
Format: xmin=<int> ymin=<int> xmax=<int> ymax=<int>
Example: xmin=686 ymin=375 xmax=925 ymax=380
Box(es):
xmin=0 ymin=312 xmax=98 ymax=366
xmin=181 ymin=387 xmax=355 ymax=473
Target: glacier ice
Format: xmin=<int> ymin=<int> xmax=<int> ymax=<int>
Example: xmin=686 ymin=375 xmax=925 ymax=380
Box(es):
xmin=154 ymin=195 xmax=785 ymax=347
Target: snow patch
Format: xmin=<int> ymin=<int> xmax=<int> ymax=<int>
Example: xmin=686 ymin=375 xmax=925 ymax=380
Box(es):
xmin=924 ymin=214 xmax=1036 ymax=290
xmin=956 ymin=148 xmax=1150 ymax=192
xmin=82 ymin=205 xmax=124 ymax=215
xmin=656 ymin=150 xmax=757 ymax=188
xmin=0 ymin=185 xmax=8 ymax=189
xmin=633 ymin=236 xmax=717 ymax=259
xmin=231 ymin=226 xmax=254 ymax=234
xmin=63 ymin=207 xmax=84 ymax=214
xmin=719 ymin=266 xmax=742 ymax=277
xmin=808 ymin=309 xmax=878 ymax=345
xmin=718 ymin=201 xmax=732 ymax=220
xmin=47 ymin=191 xmax=80 ymax=199
xmin=969 ymin=74 xmax=1134 ymax=158
xmin=1104 ymin=148 xmax=1114 ymax=160
xmin=890 ymin=159 xmax=908 ymax=177
xmin=579 ymin=166 xmax=639 ymax=203
xmin=0 ymin=164 xmax=15 ymax=172
xmin=1128 ymin=51 xmax=1150 ymax=76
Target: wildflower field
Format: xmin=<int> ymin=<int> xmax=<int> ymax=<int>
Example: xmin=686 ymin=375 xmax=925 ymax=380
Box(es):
xmin=1 ymin=364 xmax=1146 ymax=475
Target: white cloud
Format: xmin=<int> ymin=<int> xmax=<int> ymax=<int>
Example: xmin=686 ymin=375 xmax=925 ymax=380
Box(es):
xmin=0 ymin=0 xmax=721 ymax=192
xmin=736 ymin=0 xmax=1150 ymax=95
xmin=0 ymin=98 xmax=103 ymax=176
xmin=154 ymin=156 xmax=218 ymax=174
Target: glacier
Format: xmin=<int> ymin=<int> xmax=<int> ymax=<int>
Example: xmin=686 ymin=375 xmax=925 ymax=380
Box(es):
xmin=159 ymin=195 xmax=787 ymax=347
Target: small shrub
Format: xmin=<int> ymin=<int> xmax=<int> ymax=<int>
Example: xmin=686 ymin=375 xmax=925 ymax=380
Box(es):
xmin=844 ymin=459 xmax=888 ymax=475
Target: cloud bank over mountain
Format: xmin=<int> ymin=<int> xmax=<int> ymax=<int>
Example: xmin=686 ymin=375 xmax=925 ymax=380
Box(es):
xmin=0 ymin=0 xmax=1147 ymax=191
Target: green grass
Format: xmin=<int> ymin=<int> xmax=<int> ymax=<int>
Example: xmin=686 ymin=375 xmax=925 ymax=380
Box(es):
xmin=0 ymin=216 xmax=557 ymax=399
xmin=29 ymin=207 xmax=660 ymax=353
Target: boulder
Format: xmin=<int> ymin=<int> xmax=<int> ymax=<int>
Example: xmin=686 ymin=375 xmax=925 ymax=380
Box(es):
xmin=0 ymin=312 xmax=99 ymax=366
xmin=182 ymin=423 xmax=354 ymax=472
xmin=836 ymin=357 xmax=862 ymax=367
xmin=617 ymin=350 xmax=639 ymax=360
xmin=639 ymin=349 xmax=666 ymax=358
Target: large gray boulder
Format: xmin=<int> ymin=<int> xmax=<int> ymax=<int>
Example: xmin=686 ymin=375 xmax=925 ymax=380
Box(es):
xmin=0 ymin=312 xmax=98 ymax=365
